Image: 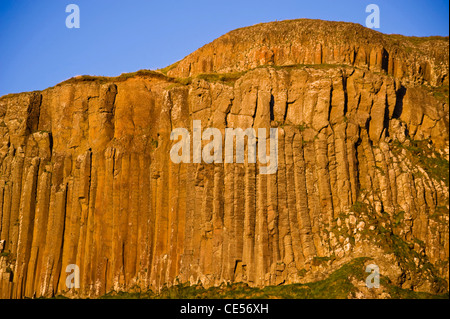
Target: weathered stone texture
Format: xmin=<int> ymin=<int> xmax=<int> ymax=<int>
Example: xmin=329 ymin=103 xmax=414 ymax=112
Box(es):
xmin=0 ymin=20 xmax=448 ymax=298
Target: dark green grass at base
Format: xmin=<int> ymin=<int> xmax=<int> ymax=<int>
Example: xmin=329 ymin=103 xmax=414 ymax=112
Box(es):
xmin=99 ymin=258 xmax=448 ymax=299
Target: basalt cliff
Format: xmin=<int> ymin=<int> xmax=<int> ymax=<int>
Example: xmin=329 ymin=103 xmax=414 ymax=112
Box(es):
xmin=0 ymin=19 xmax=448 ymax=299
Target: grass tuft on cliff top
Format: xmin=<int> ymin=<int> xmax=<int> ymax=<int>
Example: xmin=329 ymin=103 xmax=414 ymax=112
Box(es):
xmin=58 ymin=69 xmax=169 ymax=86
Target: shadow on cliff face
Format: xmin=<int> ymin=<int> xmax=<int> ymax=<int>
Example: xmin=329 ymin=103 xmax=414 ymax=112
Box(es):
xmin=392 ymin=86 xmax=407 ymax=120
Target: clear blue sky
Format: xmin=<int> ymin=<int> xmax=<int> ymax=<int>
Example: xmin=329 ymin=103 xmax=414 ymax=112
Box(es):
xmin=0 ymin=0 xmax=448 ymax=96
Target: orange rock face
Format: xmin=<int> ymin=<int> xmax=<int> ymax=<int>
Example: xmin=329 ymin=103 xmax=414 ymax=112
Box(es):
xmin=0 ymin=19 xmax=448 ymax=298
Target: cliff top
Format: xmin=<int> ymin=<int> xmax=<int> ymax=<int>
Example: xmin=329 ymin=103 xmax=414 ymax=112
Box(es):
xmin=178 ymin=18 xmax=449 ymax=62
xmin=1 ymin=19 xmax=449 ymax=100
xmin=163 ymin=19 xmax=449 ymax=86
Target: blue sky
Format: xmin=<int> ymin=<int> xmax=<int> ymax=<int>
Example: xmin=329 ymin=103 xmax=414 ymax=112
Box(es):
xmin=0 ymin=0 xmax=448 ymax=96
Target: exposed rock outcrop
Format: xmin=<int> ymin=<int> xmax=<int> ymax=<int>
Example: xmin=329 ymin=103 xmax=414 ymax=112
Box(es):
xmin=167 ymin=19 xmax=449 ymax=87
xmin=0 ymin=19 xmax=448 ymax=298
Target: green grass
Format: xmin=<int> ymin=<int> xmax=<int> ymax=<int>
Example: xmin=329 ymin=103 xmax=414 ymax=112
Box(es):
xmin=196 ymin=72 xmax=246 ymax=85
xmin=98 ymin=257 xmax=447 ymax=299
xmin=168 ymin=63 xmax=351 ymax=90
xmin=158 ymin=61 xmax=181 ymax=75
xmin=312 ymin=256 xmax=335 ymax=266
xmin=58 ymin=69 xmax=169 ymax=86
xmin=430 ymin=85 xmax=449 ymax=103
xmin=350 ymin=201 xmax=369 ymax=214
xmin=387 ymin=34 xmax=449 ymax=46
xmin=387 ymin=286 xmax=448 ymax=299
xmin=150 ymin=138 xmax=158 ymax=149
xmin=386 ymin=34 xmax=449 ymax=58
xmin=173 ymin=77 xmax=192 ymax=86
xmin=392 ymin=211 xmax=405 ymax=227
xmin=348 ymin=192 xmax=448 ymax=294
xmin=3 ymin=63 xmax=369 ymax=100
xmin=392 ymin=139 xmax=449 ymax=186
xmin=430 ymin=206 xmax=448 ymax=221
